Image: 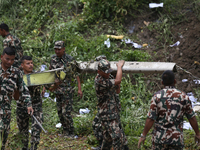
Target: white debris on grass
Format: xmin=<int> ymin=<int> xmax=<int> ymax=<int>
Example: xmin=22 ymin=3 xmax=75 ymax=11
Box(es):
xmin=183 ymin=121 xmax=192 ymax=130
xmin=79 ymin=108 xmax=90 ymax=114
xmin=104 ymin=38 xmax=110 ymax=48
xmin=44 ymin=92 xmax=49 ymax=98
xmin=40 ymin=65 xmax=47 ymax=72
xmin=193 ymin=80 xmax=200 ymax=84
xmin=149 ymin=3 xmax=164 ymax=8
xmin=56 ymin=123 xmax=62 ymax=128
xmin=121 ymin=39 xmax=142 ymax=48
xmin=169 ymin=41 xmax=180 ymax=47
xmin=182 ymin=79 xmax=188 ymax=82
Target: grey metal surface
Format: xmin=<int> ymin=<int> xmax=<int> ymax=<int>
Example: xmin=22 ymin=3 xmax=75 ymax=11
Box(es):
xmin=32 ymin=115 xmax=47 ymax=133
xmin=79 ymin=61 xmax=177 ymax=73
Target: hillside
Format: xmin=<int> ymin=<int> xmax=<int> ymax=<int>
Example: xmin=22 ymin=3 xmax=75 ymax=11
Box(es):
xmin=1 ymin=0 xmax=200 ymax=149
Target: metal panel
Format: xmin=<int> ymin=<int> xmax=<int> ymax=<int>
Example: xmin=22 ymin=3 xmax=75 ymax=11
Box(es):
xmin=79 ymin=61 xmax=177 ymax=73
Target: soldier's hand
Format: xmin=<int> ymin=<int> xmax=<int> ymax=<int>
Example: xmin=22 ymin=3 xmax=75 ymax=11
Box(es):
xmin=41 ymin=87 xmax=46 ymax=97
xmin=116 ymin=60 xmax=125 ymax=68
xmin=27 ymin=107 xmax=34 ymax=115
xmin=138 ymin=137 xmax=146 ymax=148
xmin=78 ymin=90 xmax=83 ymax=99
xmin=195 ymin=134 xmax=200 ymax=146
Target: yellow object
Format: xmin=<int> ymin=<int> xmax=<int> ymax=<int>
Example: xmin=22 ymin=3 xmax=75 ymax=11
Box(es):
xmin=106 ymin=35 xmax=124 ymax=39
xmin=131 ymin=97 xmax=135 ymax=100
xmin=143 ymin=43 xmax=148 ymax=47
xmin=60 ymin=71 xmax=66 ymax=80
xmin=23 ymin=71 xmax=55 ymax=86
xmin=194 ymin=61 xmax=200 ymax=65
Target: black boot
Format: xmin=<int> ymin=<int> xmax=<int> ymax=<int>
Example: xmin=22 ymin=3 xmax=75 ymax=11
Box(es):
xmin=91 ymin=140 xmax=102 ymax=150
xmin=124 ymin=145 xmax=129 ymax=150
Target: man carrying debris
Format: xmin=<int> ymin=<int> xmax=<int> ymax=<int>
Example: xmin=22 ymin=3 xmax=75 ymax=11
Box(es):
xmin=138 ymin=70 xmax=200 ymax=150
xmin=92 ymin=55 xmax=127 ymax=150
xmin=17 ymin=56 xmax=44 ymax=150
xmin=0 ymin=47 xmax=33 ymax=150
xmin=95 ymin=59 xmax=129 ymax=150
xmin=0 ymin=23 xmax=23 ymax=68
xmin=49 ymin=41 xmax=83 ymax=139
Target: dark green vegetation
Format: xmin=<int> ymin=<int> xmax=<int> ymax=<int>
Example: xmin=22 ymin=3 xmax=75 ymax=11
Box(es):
xmin=1 ymin=0 xmax=200 ymax=149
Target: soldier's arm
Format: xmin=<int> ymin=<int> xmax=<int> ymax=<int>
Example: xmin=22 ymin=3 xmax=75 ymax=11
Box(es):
xmin=17 ymin=71 xmax=32 ymax=108
xmin=76 ymin=76 xmax=83 ymax=98
xmin=115 ymin=60 xmax=125 ymax=85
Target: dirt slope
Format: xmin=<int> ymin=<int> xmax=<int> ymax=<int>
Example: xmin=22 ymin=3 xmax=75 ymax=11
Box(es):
xmin=126 ymin=10 xmax=200 ymax=94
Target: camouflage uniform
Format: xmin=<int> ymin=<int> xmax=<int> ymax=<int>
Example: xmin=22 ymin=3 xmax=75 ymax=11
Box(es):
xmin=17 ymin=71 xmax=43 ymax=150
xmin=92 ymin=94 xmax=122 ymax=142
xmin=3 ymin=34 xmax=23 ymax=68
xmin=148 ymin=86 xmax=195 ymax=150
xmin=0 ymin=64 xmax=31 ymax=150
xmin=95 ymin=73 xmax=127 ymax=150
xmin=49 ymin=52 xmax=78 ymax=134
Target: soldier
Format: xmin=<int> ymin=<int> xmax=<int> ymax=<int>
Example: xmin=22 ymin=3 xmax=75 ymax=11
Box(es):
xmin=95 ymin=59 xmax=129 ymax=150
xmin=0 ymin=47 xmax=33 ymax=150
xmin=49 ymin=41 xmax=83 ymax=139
xmin=92 ymin=56 xmax=126 ymax=150
xmin=138 ymin=70 xmax=200 ymax=150
xmin=17 ymin=56 xmax=44 ymax=150
xmin=0 ymin=23 xmax=23 ymax=68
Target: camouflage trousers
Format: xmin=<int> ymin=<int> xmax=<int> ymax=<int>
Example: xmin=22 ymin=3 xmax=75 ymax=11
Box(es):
xmin=101 ymin=119 xmax=127 ymax=150
xmin=0 ymin=113 xmax=11 ymax=150
xmin=92 ymin=113 xmax=103 ymax=141
xmin=152 ymin=142 xmax=183 ymax=150
xmin=56 ymin=94 xmax=74 ymax=133
xmin=16 ymin=103 xmax=43 ymax=149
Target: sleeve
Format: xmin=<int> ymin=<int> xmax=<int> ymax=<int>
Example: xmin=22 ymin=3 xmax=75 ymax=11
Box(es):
xmin=147 ymin=95 xmax=158 ymax=121
xmin=184 ymin=96 xmax=195 ymax=119
xmin=18 ymin=71 xmax=32 ymax=107
xmin=3 ymin=39 xmax=9 ymax=49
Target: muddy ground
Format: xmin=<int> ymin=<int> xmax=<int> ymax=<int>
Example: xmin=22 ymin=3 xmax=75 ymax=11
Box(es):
xmin=125 ymin=10 xmax=200 ymax=96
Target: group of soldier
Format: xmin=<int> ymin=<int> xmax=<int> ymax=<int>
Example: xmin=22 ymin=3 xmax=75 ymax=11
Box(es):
xmin=0 ymin=22 xmax=85 ymax=150
xmin=0 ymin=21 xmax=200 ymax=150
xmin=0 ymin=22 xmax=129 ymax=150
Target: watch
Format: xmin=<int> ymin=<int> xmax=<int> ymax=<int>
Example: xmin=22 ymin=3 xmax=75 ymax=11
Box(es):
xmin=140 ymin=133 xmax=146 ymax=138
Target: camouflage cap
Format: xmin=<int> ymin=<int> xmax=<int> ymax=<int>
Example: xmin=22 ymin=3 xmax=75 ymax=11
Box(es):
xmin=54 ymin=41 xmax=65 ymax=49
xmin=98 ymin=59 xmax=113 ymax=73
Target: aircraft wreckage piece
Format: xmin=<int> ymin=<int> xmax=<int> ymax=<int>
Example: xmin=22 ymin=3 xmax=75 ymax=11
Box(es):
xmin=79 ymin=61 xmax=177 ymax=73
xmin=23 ymin=61 xmax=177 ymax=86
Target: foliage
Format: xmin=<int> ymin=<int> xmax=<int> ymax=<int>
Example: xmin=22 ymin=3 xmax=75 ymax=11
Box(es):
xmin=0 ymin=0 xmax=199 ymax=149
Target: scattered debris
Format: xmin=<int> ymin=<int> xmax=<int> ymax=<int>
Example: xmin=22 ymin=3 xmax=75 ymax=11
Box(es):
xmin=104 ymin=38 xmax=110 ymax=48
xmin=149 ymin=3 xmax=164 ymax=8
xmin=169 ymin=41 xmax=180 ymax=47
xmin=193 ymin=80 xmax=200 ymax=84
xmin=142 ymin=43 xmax=148 ymax=47
xmin=194 ymin=61 xmax=200 ymax=65
xmin=128 ymin=26 xmax=135 ymax=34
xmin=106 ymin=35 xmax=124 ymax=39
xmin=182 ymin=79 xmax=188 ymax=82
xmin=56 ymin=123 xmax=62 ymax=128
xmin=44 ymin=92 xmax=49 ymax=98
xmin=183 ymin=121 xmax=192 ymax=130
xmin=143 ymin=21 xmax=150 ymax=26
xmin=79 ymin=108 xmax=90 ymax=114
xmin=40 ymin=65 xmax=47 ymax=72
xmin=122 ymin=39 xmax=142 ymax=48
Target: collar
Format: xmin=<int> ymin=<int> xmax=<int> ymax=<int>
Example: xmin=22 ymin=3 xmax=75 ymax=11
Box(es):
xmin=5 ymin=33 xmax=11 ymax=38
xmin=164 ymin=86 xmax=175 ymax=89
xmin=56 ymin=53 xmax=66 ymax=60
xmin=0 ymin=63 xmax=13 ymax=72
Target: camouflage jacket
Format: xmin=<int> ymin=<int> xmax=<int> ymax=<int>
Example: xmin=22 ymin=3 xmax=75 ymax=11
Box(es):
xmin=148 ymin=86 xmax=195 ymax=146
xmin=17 ymin=71 xmax=42 ymax=108
xmin=95 ymin=74 xmax=119 ymax=121
xmin=0 ymin=64 xmax=31 ymax=114
xmin=49 ymin=53 xmax=78 ymax=95
xmin=3 ymin=34 xmax=23 ymax=68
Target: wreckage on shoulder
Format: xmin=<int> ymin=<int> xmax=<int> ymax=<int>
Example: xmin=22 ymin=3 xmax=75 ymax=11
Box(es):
xmin=23 ymin=61 xmax=177 ymax=86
